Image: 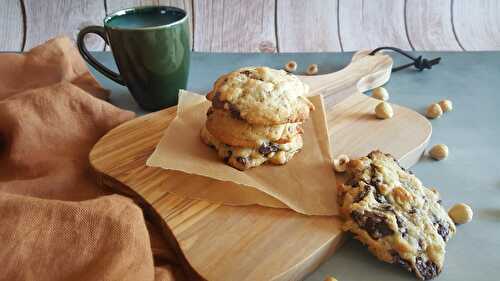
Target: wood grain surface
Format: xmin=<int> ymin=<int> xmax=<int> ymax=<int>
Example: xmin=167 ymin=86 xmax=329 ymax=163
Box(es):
xmin=23 ymin=0 xmax=106 ymax=51
xmin=339 ymin=0 xmax=412 ymax=51
xmin=90 ymin=93 xmax=431 ymax=281
xmin=1 ymin=0 xmax=24 ymax=51
xmin=406 ymin=0 xmax=462 ymax=51
xmin=89 ymin=52 xmax=432 ymax=280
xmin=276 ymin=0 xmax=341 ymax=52
xmin=193 ymin=0 xmax=276 ymax=52
xmin=453 ymin=0 xmax=500 ymax=50
xmin=4 ymin=0 xmax=500 ymax=52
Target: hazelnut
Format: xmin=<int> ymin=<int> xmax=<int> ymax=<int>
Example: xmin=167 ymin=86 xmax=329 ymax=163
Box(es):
xmin=372 ymin=87 xmax=389 ymax=101
xmin=429 ymin=144 xmax=448 ymax=160
xmin=374 ymin=102 xmax=394 ymax=119
xmin=333 ymin=154 xmax=350 ymax=172
xmin=426 ymin=103 xmax=443 ymax=119
xmin=306 ymin=64 xmax=318 ymax=75
xmin=348 ymin=159 xmax=364 ymax=171
xmin=324 ymin=277 xmax=338 ymax=281
xmin=438 ymin=99 xmax=453 ymax=112
xmin=284 ymin=60 xmax=297 ymax=72
xmin=448 ymin=203 xmax=473 ymax=224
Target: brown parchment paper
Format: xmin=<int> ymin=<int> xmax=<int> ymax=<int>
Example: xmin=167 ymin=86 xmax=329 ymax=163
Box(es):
xmin=147 ymin=90 xmax=338 ymax=216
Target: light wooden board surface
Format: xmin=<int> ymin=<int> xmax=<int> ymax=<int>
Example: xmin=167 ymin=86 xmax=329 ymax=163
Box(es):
xmin=89 ymin=52 xmax=432 ymax=280
xmin=90 ymin=92 xmax=431 ymax=281
xmin=3 ymin=0 xmax=500 ymax=52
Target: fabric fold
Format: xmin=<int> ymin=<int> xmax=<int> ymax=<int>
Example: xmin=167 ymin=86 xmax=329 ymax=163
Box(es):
xmin=0 ymin=36 xmax=189 ymax=281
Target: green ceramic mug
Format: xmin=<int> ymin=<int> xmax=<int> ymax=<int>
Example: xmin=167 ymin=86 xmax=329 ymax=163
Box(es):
xmin=77 ymin=6 xmax=190 ymax=111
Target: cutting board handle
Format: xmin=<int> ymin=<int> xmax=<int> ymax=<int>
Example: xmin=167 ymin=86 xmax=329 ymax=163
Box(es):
xmin=299 ymin=50 xmax=393 ymax=105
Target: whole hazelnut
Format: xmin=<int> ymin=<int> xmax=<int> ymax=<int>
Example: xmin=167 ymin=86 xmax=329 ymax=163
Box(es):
xmin=284 ymin=60 xmax=297 ymax=72
xmin=333 ymin=154 xmax=350 ymax=173
xmin=438 ymin=99 xmax=453 ymax=112
xmin=306 ymin=64 xmax=319 ymax=75
xmin=375 ymin=102 xmax=394 ymax=119
xmin=448 ymin=203 xmax=473 ymax=224
xmin=372 ymin=87 xmax=389 ymax=101
xmin=429 ymin=144 xmax=448 ymax=160
xmin=426 ymin=103 xmax=443 ymax=119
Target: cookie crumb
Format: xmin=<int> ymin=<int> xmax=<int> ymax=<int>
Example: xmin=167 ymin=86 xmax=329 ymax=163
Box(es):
xmin=375 ymin=102 xmax=394 ymax=119
xmin=372 ymin=87 xmax=389 ymax=101
xmin=306 ymin=64 xmax=319 ymax=75
xmin=438 ymin=99 xmax=453 ymax=112
xmin=448 ymin=203 xmax=473 ymax=224
xmin=429 ymin=144 xmax=448 ymax=160
xmin=284 ymin=60 xmax=297 ymax=72
xmin=426 ymin=103 xmax=443 ymax=119
xmin=333 ymin=154 xmax=350 ymax=172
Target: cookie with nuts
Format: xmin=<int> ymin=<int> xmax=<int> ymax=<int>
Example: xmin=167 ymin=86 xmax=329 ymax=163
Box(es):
xmin=338 ymin=151 xmax=456 ymax=280
xmin=206 ymin=67 xmax=314 ymax=126
xmin=200 ymin=125 xmax=303 ymax=170
xmin=205 ymin=107 xmax=303 ymax=148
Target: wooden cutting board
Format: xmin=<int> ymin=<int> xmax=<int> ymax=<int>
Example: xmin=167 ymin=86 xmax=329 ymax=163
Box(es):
xmin=90 ymin=51 xmax=431 ymax=281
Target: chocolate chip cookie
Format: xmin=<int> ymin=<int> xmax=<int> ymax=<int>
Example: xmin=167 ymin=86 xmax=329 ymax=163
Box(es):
xmin=338 ymin=151 xmax=456 ymax=280
xmin=206 ymin=67 xmax=314 ymax=126
xmin=200 ymin=125 xmax=303 ymax=171
xmin=205 ymin=107 xmax=303 ymax=148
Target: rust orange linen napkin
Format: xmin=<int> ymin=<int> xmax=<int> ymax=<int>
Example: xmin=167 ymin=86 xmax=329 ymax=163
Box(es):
xmin=0 ymin=37 xmax=191 ymax=281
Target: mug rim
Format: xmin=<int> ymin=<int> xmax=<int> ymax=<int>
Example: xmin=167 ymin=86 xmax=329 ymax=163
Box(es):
xmin=104 ymin=5 xmax=188 ymax=30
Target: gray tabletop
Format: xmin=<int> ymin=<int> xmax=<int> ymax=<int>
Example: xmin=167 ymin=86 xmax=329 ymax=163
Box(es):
xmin=91 ymin=52 xmax=500 ymax=281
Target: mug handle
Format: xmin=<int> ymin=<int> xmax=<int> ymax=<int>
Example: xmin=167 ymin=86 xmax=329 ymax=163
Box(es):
xmin=77 ymin=26 xmax=125 ymax=85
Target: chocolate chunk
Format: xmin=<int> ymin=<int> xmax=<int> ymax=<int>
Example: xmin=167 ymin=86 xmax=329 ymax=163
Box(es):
xmin=409 ymin=208 xmax=417 ymax=214
xmin=212 ymin=92 xmax=225 ymax=109
xmin=258 ymin=143 xmax=279 ymax=155
xmin=207 ymin=107 xmax=214 ymax=116
xmin=396 ymin=215 xmax=408 ymax=238
xmin=211 ymin=91 xmax=243 ymax=120
xmin=240 ymin=70 xmax=263 ymax=81
xmin=435 ymin=222 xmax=449 ymax=241
xmin=376 ymin=204 xmax=394 ymax=211
xmin=415 ymin=257 xmax=439 ymax=280
xmin=236 ymin=156 xmax=248 ymax=166
xmin=346 ymin=178 xmax=359 ymax=187
xmin=370 ymin=177 xmax=383 ymax=186
xmin=351 ymin=211 xmax=394 ymax=240
xmin=223 ymin=151 xmax=233 ymax=163
xmin=418 ymin=239 xmax=425 ymax=250
xmin=391 ymin=252 xmax=412 ymax=272
xmin=374 ymin=192 xmax=388 ymax=204
xmin=354 ymin=185 xmax=371 ymax=203
xmin=228 ymin=104 xmax=243 ymax=120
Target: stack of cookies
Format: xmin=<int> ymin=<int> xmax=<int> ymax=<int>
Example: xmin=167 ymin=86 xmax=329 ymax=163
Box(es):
xmin=200 ymin=66 xmax=315 ymax=170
